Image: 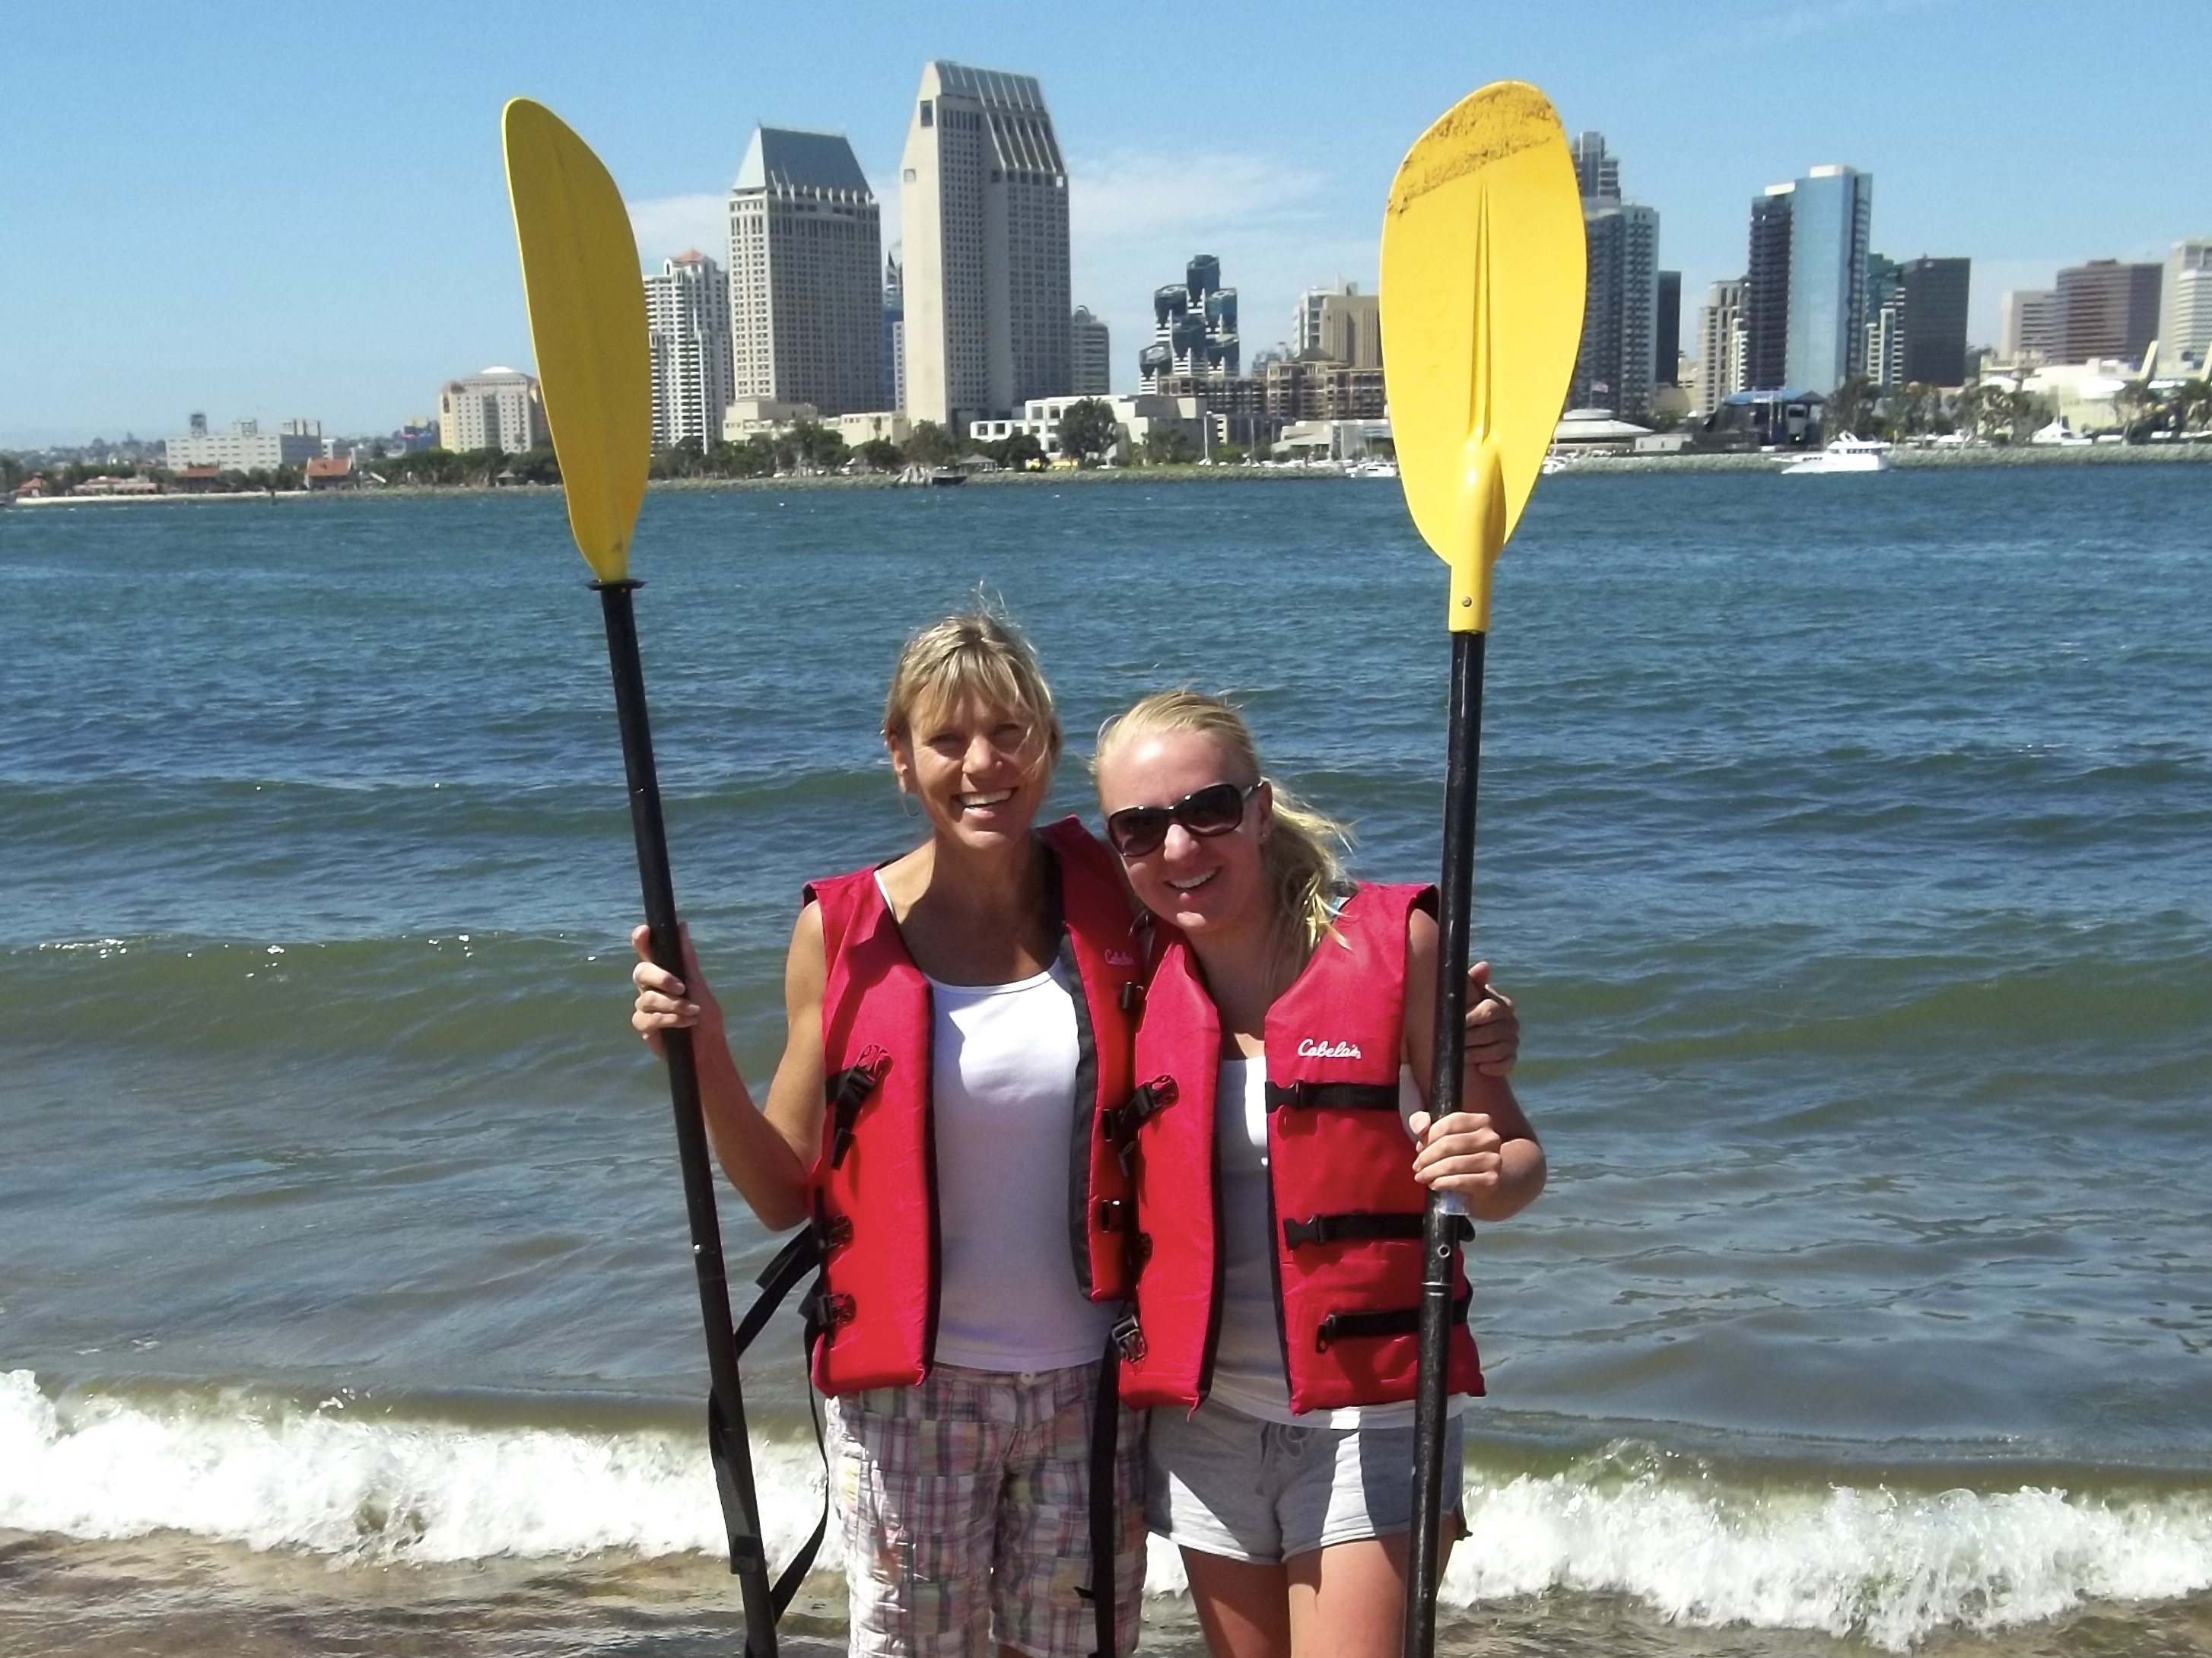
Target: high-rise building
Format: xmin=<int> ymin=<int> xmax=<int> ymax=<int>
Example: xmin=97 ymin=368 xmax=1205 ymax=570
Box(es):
xmin=883 ymin=253 xmax=905 ymax=412
xmin=1783 ymin=165 xmax=1873 ymax=394
xmin=1140 ymin=256 xmax=1239 ymax=389
xmin=1695 ymin=278 xmax=1748 ymax=416
xmin=1574 ymin=202 xmax=1661 ymax=416
xmin=1292 ymin=281 xmax=1380 ymax=366
xmin=1864 ymin=253 xmax=1904 ymax=386
xmin=1568 ymin=131 xmax=1619 ymax=203
xmin=1566 ymin=132 xmax=1659 ymax=418
xmin=1999 ymin=290 xmax=2059 ymax=364
xmin=1744 ymin=186 xmax=1794 ymax=392
xmin=435 ymin=368 xmax=547 ymax=453
xmin=2161 ymin=240 xmax=2212 ymax=372
xmin=898 ymin=61 xmax=1071 ymax=425
xmin=2055 ymin=259 xmax=2161 ymax=365
xmin=727 ymin=127 xmax=883 ymax=418
xmin=645 ymin=252 xmax=733 ymax=449
xmin=1655 ymin=271 xmax=1681 ymax=386
xmin=1895 ymin=256 xmax=1970 ymax=386
xmin=1070 ymin=306 xmax=1111 ymax=395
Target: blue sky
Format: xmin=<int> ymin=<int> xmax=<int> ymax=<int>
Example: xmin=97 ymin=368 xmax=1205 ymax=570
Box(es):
xmin=2 ymin=1 xmax=2199 ymax=446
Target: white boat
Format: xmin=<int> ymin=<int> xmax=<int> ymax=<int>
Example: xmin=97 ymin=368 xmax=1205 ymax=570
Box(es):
xmin=1781 ymin=434 xmax=1891 ymax=475
xmin=1346 ymin=458 xmax=1399 ymax=480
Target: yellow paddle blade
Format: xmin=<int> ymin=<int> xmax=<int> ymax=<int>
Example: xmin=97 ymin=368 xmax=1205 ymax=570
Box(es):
xmin=502 ymin=98 xmax=650 ymax=583
xmin=1381 ymin=82 xmax=1585 ymax=632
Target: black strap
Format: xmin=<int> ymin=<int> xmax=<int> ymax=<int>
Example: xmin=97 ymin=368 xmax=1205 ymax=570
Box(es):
xmin=824 ymin=1048 xmax=889 ymax=1169
xmin=734 ymin=1226 xmax=825 ymax=1358
xmin=1264 ymin=1080 xmax=1402 ymax=1112
xmin=720 ymin=1224 xmax=838 ymax=1629
xmin=1076 ymin=1332 xmax=1124 ymax=1657
xmin=1282 ymin=1211 xmax=1425 ymax=1249
xmin=1314 ymin=1288 xmax=1471 ymax=1350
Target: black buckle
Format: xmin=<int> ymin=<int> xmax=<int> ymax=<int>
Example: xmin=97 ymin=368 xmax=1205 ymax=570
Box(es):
xmin=1112 ymin=1311 xmax=1146 ymax=1362
xmin=825 ymin=1047 xmax=891 ymax=1169
xmin=822 ymin=1213 xmax=853 ymax=1250
xmin=1117 ymin=981 xmax=1145 ymax=1014
xmin=1095 ymin=1198 xmax=1127 ymax=1232
xmin=1100 ymin=1076 xmax=1177 ymax=1168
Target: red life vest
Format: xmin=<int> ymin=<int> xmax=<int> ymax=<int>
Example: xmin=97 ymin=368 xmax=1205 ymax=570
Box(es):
xmin=802 ymin=815 xmax=1143 ymax=1395
xmin=1110 ymin=881 xmax=1485 ymax=1415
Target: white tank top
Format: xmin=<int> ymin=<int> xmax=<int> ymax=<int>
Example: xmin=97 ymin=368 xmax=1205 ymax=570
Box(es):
xmin=1205 ymin=1056 xmax=1465 ymax=1426
xmin=925 ymin=959 xmax=1115 ymax=1371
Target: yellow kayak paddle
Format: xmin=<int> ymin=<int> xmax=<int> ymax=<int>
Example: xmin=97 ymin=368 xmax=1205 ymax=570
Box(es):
xmin=503 ymin=97 xmax=802 ymax=1658
xmin=1378 ymin=80 xmax=1585 ymax=1658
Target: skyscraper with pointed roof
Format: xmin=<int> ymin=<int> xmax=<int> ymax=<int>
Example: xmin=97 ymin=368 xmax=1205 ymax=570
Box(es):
xmin=898 ymin=61 xmax=1071 ymax=426
xmin=726 ymin=126 xmax=884 ymax=417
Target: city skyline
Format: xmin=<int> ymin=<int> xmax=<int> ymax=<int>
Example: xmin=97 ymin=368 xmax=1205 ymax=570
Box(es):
xmin=3 ymin=2 xmax=2203 ymax=446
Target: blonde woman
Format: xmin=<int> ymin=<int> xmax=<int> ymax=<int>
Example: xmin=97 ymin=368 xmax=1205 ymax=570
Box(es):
xmin=631 ymin=609 xmax=1147 ymax=1658
xmin=1092 ymin=690 xmax=1543 ymax=1658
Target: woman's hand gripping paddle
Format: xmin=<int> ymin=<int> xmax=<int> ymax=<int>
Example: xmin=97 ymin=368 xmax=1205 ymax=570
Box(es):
xmin=1378 ymin=82 xmax=1584 ymax=1658
xmin=503 ymin=98 xmax=787 ymax=1658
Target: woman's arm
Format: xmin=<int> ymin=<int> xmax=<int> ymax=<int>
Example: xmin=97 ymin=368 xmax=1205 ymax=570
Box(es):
xmin=1400 ymin=909 xmax=1547 ymax=1224
xmin=630 ymin=907 xmax=831 ymax=1233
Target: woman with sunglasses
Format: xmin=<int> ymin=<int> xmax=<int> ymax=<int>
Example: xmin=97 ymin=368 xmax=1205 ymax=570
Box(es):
xmin=1092 ymin=689 xmax=1542 ymax=1658
xmin=629 ymin=608 xmax=1151 ymax=1658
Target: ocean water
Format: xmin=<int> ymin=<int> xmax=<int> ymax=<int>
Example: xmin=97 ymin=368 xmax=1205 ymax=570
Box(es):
xmin=2 ymin=469 xmax=2209 ymax=1655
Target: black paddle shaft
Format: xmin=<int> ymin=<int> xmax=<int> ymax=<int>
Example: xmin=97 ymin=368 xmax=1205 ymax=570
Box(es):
xmin=1404 ymin=627 xmax=1485 ymax=1658
xmin=594 ymin=580 xmax=780 ymax=1658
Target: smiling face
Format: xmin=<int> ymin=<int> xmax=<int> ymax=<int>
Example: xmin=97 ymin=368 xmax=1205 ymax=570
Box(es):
xmin=889 ymin=691 xmax=1052 ymax=850
xmin=1095 ymin=726 xmax=1273 ymax=943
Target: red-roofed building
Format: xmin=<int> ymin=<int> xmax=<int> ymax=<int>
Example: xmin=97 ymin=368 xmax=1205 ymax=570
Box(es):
xmin=304 ymin=456 xmax=356 ymax=490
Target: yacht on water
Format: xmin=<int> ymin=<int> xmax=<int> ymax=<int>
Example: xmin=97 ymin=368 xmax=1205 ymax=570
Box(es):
xmin=1780 ymin=434 xmax=1892 ymax=475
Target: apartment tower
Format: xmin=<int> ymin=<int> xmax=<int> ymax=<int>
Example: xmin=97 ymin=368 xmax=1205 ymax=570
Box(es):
xmin=1744 ymin=186 xmax=1794 ymax=392
xmin=2055 ymin=259 xmax=2163 ymax=365
xmin=1695 ymin=278 xmax=1747 ymax=416
xmin=727 ymin=126 xmax=884 ymax=417
xmin=1566 ymin=132 xmax=1660 ymax=418
xmin=645 ymin=252 xmax=733 ymax=449
xmin=898 ymin=61 xmax=1071 ymax=425
xmin=2160 ymin=240 xmax=2212 ymax=372
xmin=1070 ymin=306 xmax=1111 ymax=395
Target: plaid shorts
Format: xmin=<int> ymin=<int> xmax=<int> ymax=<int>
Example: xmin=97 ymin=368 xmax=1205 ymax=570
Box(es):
xmin=826 ymin=1361 xmax=1147 ymax=1658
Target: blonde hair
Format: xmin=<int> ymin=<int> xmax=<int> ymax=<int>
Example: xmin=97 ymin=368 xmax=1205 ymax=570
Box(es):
xmin=883 ymin=605 xmax=1062 ymax=777
xmin=1093 ymin=689 xmax=1351 ymax=951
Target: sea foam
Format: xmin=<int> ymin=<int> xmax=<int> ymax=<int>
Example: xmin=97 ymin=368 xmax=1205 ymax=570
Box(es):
xmin=7 ymin=1372 xmax=2211 ymax=1648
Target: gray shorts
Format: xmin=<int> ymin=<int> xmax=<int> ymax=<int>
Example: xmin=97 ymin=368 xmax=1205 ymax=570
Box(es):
xmin=1145 ymin=1397 xmax=1464 ymax=1564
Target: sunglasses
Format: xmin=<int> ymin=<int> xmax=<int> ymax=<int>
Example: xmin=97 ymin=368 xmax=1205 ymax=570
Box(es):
xmin=1104 ymin=781 xmax=1262 ymax=859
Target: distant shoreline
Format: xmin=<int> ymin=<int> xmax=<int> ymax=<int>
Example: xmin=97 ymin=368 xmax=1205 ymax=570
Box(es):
xmin=11 ymin=440 xmax=2209 ymax=507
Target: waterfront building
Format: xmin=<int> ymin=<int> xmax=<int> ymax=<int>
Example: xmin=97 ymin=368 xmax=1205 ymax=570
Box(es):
xmin=436 ymin=369 xmax=548 ymax=452
xmin=644 ymin=251 xmax=733 ymax=449
xmin=1574 ymin=203 xmax=1661 ymax=418
xmin=1260 ymin=357 xmax=1386 ymax=421
xmin=1070 ymin=305 xmax=1111 ymax=395
xmin=1292 ymin=281 xmax=1380 ymax=367
xmin=728 ymin=126 xmax=883 ymax=418
xmin=2055 ymin=259 xmax=2161 ymax=366
xmin=1695 ymin=278 xmax=1748 ymax=416
xmin=1895 ymin=256 xmax=1970 ymax=386
xmin=1656 ymin=271 xmax=1681 ymax=386
xmin=883 ymin=253 xmax=905 ymax=412
xmin=1744 ymin=186 xmax=1794 ymax=392
xmin=1999 ymin=289 xmax=2059 ymax=365
xmin=898 ymin=61 xmax=1072 ymax=425
xmin=163 ymin=415 xmax=326 ymax=471
xmin=1784 ymin=165 xmax=1873 ymax=395
xmin=1864 ymin=254 xmax=1903 ymax=387
xmin=2157 ymin=240 xmax=2212 ymax=373
xmin=1139 ymin=255 xmax=1240 ymax=390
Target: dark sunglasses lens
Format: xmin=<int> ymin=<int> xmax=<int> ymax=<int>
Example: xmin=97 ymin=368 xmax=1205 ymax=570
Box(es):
xmin=1107 ymin=808 xmax=1169 ymax=856
xmin=1178 ymin=783 xmax=1249 ymax=836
